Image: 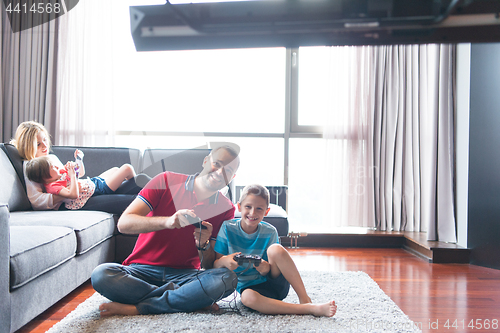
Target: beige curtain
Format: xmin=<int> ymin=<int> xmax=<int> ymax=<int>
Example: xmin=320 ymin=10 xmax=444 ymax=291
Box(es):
xmin=374 ymin=44 xmax=456 ymax=242
xmin=0 ymin=5 xmax=59 ymax=142
xmin=323 ymin=44 xmax=457 ymax=243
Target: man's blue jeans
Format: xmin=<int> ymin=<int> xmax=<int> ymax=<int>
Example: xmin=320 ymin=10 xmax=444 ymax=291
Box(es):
xmin=91 ymin=263 xmax=237 ymax=314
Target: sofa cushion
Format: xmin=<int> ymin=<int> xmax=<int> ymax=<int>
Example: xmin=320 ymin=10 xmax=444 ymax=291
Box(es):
xmin=0 ymin=145 xmax=32 ymax=212
xmin=10 ymin=225 xmax=76 ymax=290
xmin=9 ymin=211 xmax=115 ymax=255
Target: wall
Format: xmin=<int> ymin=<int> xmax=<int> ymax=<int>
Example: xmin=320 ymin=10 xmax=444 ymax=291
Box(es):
xmin=467 ymin=43 xmax=500 ymax=270
xmin=455 ymin=44 xmax=470 ymax=249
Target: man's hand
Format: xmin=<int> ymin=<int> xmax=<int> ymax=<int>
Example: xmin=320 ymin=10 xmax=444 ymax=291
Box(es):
xmin=193 ymin=222 xmax=212 ymax=248
xmin=164 ymin=209 xmax=196 ymax=229
xmin=180 ymin=210 xmax=213 ymax=248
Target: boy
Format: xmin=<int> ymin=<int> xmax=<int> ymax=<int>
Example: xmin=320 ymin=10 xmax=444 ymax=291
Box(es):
xmin=26 ymin=150 xmax=136 ymax=210
xmin=214 ymin=184 xmax=337 ymax=317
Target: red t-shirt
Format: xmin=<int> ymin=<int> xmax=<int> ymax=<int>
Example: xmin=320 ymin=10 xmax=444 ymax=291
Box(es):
xmin=122 ymin=172 xmax=235 ymax=269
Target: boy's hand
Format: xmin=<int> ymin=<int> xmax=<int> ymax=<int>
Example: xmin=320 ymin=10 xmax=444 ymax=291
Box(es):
xmin=255 ymin=259 xmax=271 ymax=276
xmin=221 ymin=253 xmax=241 ymax=271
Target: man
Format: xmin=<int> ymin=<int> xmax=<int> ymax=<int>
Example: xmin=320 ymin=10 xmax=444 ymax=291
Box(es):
xmin=91 ymin=145 xmax=240 ymax=316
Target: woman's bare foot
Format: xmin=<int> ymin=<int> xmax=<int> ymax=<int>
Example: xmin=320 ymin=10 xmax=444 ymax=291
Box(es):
xmin=99 ymin=302 xmax=139 ymax=317
xmin=310 ymin=300 xmax=337 ymax=317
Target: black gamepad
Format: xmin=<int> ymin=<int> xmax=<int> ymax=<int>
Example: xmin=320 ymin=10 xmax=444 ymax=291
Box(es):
xmin=184 ymin=214 xmax=207 ymax=229
xmin=234 ymin=254 xmax=262 ymax=267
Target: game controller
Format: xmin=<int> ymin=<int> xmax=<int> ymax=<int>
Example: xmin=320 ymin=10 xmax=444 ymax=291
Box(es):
xmin=184 ymin=214 xmax=207 ymax=229
xmin=233 ymin=254 xmax=262 ymax=267
xmin=75 ymin=150 xmax=84 ymax=177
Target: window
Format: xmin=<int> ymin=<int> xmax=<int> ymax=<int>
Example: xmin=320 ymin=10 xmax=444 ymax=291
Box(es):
xmin=109 ymin=0 xmax=287 ymax=191
xmin=112 ymin=48 xmax=286 ymax=134
xmin=288 ymin=138 xmax=326 ymax=232
xmin=92 ymin=2 xmax=347 ymax=232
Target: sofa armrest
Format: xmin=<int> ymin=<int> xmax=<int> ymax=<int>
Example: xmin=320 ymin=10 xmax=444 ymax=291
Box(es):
xmin=0 ymin=203 xmax=11 ymax=333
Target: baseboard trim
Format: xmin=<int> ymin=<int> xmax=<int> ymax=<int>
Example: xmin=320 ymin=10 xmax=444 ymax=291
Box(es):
xmin=280 ymin=230 xmax=470 ymax=264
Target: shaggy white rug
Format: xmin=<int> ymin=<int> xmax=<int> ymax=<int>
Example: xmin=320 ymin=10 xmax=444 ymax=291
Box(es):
xmin=46 ymin=271 xmax=421 ymax=333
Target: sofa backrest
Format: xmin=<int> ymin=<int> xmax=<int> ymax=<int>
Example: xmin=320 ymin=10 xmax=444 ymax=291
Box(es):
xmin=141 ymin=148 xmax=211 ymax=177
xmin=51 ymin=146 xmax=142 ymax=179
xmin=141 ymin=148 xmax=235 ymax=201
xmin=0 ymin=144 xmax=32 ymax=212
xmin=1 ymin=144 xmax=237 ymax=211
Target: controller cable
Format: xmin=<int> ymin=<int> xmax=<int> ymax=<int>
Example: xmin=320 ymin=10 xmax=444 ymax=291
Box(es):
xmin=194 ymin=227 xmax=244 ymax=315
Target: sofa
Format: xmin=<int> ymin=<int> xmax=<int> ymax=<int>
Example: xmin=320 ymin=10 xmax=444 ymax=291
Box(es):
xmin=1 ymin=143 xmax=288 ymax=333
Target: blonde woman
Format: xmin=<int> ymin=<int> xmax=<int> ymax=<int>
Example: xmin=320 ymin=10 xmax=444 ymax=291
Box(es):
xmin=10 ymin=121 xmax=148 ymax=213
xmin=11 ymin=121 xmax=65 ymax=210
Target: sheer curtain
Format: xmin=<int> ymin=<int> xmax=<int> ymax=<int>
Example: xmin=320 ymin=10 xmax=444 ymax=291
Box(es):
xmin=322 ymin=46 xmax=376 ymax=229
xmin=0 ymin=5 xmax=59 ymax=142
xmin=323 ymin=44 xmax=456 ymax=243
xmin=55 ymin=0 xmax=117 ymax=146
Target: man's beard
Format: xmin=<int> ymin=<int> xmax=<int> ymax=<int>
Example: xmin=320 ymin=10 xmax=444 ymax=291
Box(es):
xmin=201 ymin=171 xmax=228 ymax=191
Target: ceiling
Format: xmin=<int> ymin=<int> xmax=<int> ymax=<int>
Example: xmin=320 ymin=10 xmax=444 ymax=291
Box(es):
xmin=130 ymin=0 xmax=500 ymax=51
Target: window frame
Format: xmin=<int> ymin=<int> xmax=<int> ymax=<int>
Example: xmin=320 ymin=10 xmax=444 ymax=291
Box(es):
xmin=289 ymin=47 xmax=324 ymax=136
xmin=113 ymin=47 xmax=324 ymax=186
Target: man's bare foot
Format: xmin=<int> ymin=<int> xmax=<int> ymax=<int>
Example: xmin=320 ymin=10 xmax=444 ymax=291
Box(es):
xmin=201 ymin=302 xmax=220 ymax=312
xmin=99 ymin=302 xmax=139 ymax=317
xmin=310 ymin=300 xmax=337 ymax=317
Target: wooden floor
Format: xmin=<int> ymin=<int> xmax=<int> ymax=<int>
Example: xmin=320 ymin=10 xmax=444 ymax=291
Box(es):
xmin=16 ymin=248 xmax=500 ymax=333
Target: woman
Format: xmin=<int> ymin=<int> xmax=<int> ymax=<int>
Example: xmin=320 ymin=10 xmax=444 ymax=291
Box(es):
xmin=11 ymin=121 xmax=148 ymax=213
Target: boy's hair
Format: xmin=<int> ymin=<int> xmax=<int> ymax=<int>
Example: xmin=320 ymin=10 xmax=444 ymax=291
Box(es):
xmin=10 ymin=121 xmax=52 ymax=161
xmin=239 ymin=184 xmax=270 ymax=207
xmin=26 ymin=156 xmax=53 ymax=184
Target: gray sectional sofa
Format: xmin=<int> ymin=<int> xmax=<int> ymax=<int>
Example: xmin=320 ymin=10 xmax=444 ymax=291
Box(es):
xmin=0 ymin=143 xmax=288 ymax=333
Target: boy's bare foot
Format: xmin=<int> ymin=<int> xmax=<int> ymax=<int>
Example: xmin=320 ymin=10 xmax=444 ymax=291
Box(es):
xmin=99 ymin=302 xmax=139 ymax=317
xmin=310 ymin=300 xmax=337 ymax=317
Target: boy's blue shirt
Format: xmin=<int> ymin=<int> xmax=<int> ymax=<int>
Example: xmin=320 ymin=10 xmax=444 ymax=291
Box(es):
xmin=214 ymin=218 xmax=279 ymax=293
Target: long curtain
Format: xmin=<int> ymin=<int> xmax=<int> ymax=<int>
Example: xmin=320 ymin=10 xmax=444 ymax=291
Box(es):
xmin=55 ymin=0 xmax=116 ymax=146
xmin=323 ymin=44 xmax=457 ymax=243
xmin=322 ymin=46 xmax=376 ymax=229
xmin=0 ymin=5 xmax=59 ymax=142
